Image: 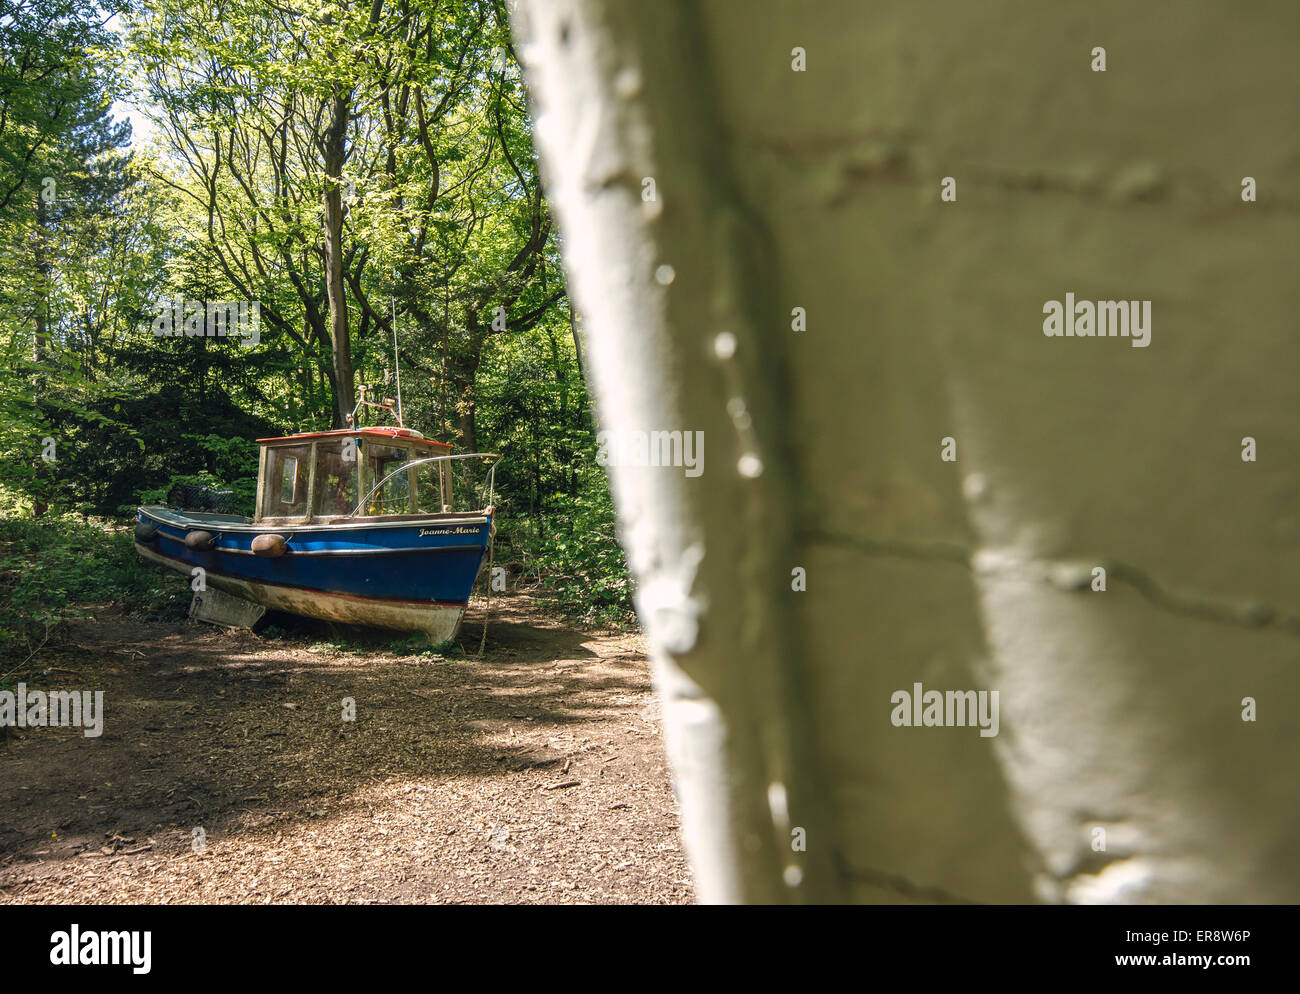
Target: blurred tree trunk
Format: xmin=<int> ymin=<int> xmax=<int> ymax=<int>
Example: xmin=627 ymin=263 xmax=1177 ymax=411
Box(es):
xmin=513 ymin=0 xmax=1300 ymax=903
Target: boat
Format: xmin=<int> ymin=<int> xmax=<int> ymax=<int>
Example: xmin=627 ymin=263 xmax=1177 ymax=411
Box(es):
xmin=134 ymin=391 xmax=499 ymax=641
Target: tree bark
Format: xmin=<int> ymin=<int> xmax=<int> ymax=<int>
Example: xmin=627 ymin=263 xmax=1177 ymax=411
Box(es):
xmin=450 ymin=352 xmax=480 ymax=454
xmin=322 ymin=92 xmax=354 ymax=427
xmin=32 ymin=188 xmax=49 ymax=366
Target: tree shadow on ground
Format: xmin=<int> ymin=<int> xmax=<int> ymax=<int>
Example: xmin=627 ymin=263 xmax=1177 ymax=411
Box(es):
xmin=0 ymin=594 xmax=651 ymax=872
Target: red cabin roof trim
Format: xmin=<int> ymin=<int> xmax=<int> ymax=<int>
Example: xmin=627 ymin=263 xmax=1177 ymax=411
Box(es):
xmin=257 ymin=427 xmax=452 ymax=449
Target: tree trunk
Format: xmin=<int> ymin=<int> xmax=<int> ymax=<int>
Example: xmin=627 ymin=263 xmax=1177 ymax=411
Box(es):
xmin=451 ymin=362 xmax=479 ymax=454
xmin=32 ymin=189 xmax=49 ymax=366
xmin=322 ymin=92 xmax=354 ymax=427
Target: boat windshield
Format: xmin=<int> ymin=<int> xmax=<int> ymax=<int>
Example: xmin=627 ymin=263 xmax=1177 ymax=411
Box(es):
xmin=363 ymin=443 xmax=415 ymax=515
xmin=415 ymin=460 xmax=453 ymax=513
xmin=255 ymin=436 xmax=458 ymax=522
xmin=361 ymin=445 xmax=451 ymax=515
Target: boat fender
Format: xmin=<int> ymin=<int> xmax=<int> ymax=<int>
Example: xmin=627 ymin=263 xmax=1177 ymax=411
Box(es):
xmin=251 ymin=533 xmax=288 ymax=557
xmin=185 ymin=530 xmax=217 ymax=551
xmin=134 ymin=521 xmax=158 ymax=544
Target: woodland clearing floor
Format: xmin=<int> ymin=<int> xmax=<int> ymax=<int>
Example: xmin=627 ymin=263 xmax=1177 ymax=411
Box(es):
xmin=0 ymin=594 xmax=692 ymax=904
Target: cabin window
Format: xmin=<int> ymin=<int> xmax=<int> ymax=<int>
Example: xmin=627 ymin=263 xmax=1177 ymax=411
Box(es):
xmin=364 ymin=443 xmax=415 ymax=515
xmin=261 ymin=444 xmax=310 ymax=519
xmin=313 ymin=440 xmax=360 ymax=518
xmin=280 ymin=457 xmax=298 ymax=503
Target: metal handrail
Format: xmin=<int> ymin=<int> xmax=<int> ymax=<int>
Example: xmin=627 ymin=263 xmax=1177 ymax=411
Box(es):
xmin=348 ymin=452 xmax=501 ymax=518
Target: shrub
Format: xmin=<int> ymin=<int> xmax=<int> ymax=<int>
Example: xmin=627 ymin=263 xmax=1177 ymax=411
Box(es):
xmin=0 ymin=514 xmax=187 ymax=666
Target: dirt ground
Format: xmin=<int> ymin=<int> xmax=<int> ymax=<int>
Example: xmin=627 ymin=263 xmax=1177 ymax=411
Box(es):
xmin=0 ymin=595 xmax=693 ymax=904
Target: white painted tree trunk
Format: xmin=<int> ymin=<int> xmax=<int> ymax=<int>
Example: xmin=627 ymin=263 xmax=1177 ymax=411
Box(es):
xmin=512 ymin=0 xmax=1300 ymax=903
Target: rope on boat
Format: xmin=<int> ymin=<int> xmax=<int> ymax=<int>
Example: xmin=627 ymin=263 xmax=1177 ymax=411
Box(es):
xmin=476 ymin=524 xmax=495 ymax=659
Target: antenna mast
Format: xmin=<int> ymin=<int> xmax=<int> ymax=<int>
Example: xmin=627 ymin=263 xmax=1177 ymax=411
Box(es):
xmin=391 ymin=293 xmax=404 ymax=427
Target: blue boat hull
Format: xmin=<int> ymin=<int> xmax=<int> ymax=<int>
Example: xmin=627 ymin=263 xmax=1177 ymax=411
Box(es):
xmin=134 ymin=507 xmax=493 ymax=638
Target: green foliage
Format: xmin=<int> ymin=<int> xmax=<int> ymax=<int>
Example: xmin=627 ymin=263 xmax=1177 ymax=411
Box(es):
xmin=0 ymin=1 xmax=127 ymax=216
xmin=501 ymin=474 xmax=636 ymax=629
xmin=0 ymin=513 xmax=188 ymax=666
xmin=256 ymin=626 xmax=463 ymax=658
xmin=135 ymin=469 xmax=257 ymax=517
xmin=0 ymin=0 xmax=641 ymax=643
xmin=127 ymin=432 xmax=260 ymax=515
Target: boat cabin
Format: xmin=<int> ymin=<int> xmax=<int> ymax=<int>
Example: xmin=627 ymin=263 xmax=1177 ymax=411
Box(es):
xmin=254 ymin=427 xmax=455 ymax=525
